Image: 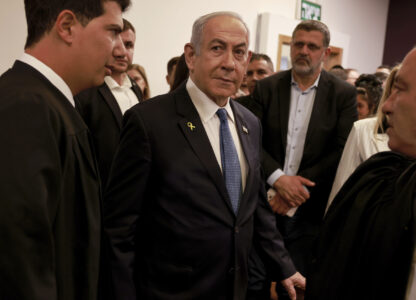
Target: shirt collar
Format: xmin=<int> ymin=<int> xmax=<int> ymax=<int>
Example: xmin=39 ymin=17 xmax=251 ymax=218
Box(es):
xmin=104 ymin=74 xmax=132 ymax=90
xmin=291 ymin=72 xmax=321 ymax=93
xmin=186 ymin=78 xmax=235 ymax=123
xmin=19 ymin=53 xmax=75 ymax=107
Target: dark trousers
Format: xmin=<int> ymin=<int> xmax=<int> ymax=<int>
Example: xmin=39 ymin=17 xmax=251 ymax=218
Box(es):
xmin=246 ymin=285 xmax=270 ymax=300
xmin=247 ymin=246 xmax=270 ymax=299
xmin=275 ymin=213 xmax=318 ymax=300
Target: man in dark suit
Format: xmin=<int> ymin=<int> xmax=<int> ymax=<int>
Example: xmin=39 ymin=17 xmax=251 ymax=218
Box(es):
xmin=105 ymin=11 xmax=305 ymax=300
xmin=0 ymin=0 xmax=130 ymax=299
xmin=251 ymin=20 xmax=357 ymax=295
xmin=76 ymin=18 xmax=142 ymax=188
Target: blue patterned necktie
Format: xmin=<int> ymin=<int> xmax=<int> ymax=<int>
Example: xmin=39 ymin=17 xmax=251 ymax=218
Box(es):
xmin=216 ymin=108 xmax=242 ymax=214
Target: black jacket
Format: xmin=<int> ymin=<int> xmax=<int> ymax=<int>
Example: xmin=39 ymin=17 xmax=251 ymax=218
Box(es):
xmin=306 ymin=152 xmax=416 ymax=300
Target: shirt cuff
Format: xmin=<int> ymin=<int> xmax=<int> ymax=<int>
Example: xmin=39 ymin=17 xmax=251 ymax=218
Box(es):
xmin=267 ymin=169 xmax=285 ymax=187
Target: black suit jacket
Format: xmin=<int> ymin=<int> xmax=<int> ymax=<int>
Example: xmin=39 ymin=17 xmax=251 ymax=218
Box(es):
xmin=75 ymin=77 xmax=143 ymax=188
xmin=104 ymin=83 xmax=296 ymax=300
xmin=252 ymin=69 xmax=357 ymax=226
xmin=0 ymin=61 xmax=101 ymax=300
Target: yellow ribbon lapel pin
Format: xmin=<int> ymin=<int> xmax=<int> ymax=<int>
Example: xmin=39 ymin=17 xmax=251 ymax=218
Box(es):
xmin=187 ymin=122 xmax=196 ymax=131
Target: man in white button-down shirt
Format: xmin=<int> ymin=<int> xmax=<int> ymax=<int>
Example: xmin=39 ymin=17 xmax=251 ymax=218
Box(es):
xmin=251 ymin=20 xmax=357 ymax=298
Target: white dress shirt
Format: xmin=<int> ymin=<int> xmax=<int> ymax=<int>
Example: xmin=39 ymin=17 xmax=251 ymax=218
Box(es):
xmin=105 ymin=75 xmax=139 ymax=115
xmin=267 ymin=74 xmax=320 ymax=185
xmin=186 ymin=78 xmax=248 ymax=191
xmin=19 ymin=53 xmax=75 ymax=107
xmin=266 ymin=74 xmax=320 ymax=216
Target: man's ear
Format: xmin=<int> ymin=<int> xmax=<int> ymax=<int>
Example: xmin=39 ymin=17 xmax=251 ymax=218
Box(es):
xmin=184 ymin=43 xmax=196 ymax=72
xmin=55 ymin=10 xmax=78 ymax=45
xmin=324 ymin=46 xmax=331 ymax=59
xmin=246 ymin=50 xmax=252 ymax=67
xmin=247 ymin=50 xmax=253 ymax=62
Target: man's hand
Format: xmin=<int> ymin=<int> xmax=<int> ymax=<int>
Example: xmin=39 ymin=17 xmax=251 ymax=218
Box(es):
xmin=273 ymin=175 xmax=315 ymax=207
xmin=281 ymin=272 xmax=306 ymax=300
xmin=269 ymin=192 xmax=292 ymax=215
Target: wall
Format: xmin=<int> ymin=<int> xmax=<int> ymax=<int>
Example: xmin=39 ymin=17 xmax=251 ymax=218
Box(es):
xmin=123 ymin=0 xmax=296 ymax=96
xmin=0 ymin=1 xmax=26 ymax=74
xmin=0 ymin=0 xmax=389 ymax=97
xmin=255 ymin=13 xmax=351 ymax=71
xmin=383 ymin=0 xmax=416 ymax=66
xmin=322 ymin=0 xmax=389 ymax=73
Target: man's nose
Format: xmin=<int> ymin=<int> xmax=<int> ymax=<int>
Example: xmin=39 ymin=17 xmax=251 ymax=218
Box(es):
xmin=300 ymin=44 xmax=309 ymax=54
xmin=113 ymin=36 xmax=127 ymax=57
xmin=222 ymin=50 xmax=236 ymax=71
xmin=382 ymin=92 xmax=395 ymax=114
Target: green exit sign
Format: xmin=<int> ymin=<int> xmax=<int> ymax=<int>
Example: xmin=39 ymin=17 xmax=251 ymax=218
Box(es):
xmin=301 ymin=0 xmax=321 ymax=20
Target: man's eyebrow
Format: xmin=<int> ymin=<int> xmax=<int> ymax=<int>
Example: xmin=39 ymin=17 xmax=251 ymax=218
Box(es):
xmin=208 ymin=39 xmax=247 ymax=49
xmin=395 ymin=75 xmax=403 ymax=84
xmin=208 ymin=39 xmax=226 ymax=46
xmin=107 ymin=24 xmax=123 ymax=33
xmin=233 ymin=42 xmax=248 ymax=49
xmin=395 ymin=76 xmax=408 ymax=88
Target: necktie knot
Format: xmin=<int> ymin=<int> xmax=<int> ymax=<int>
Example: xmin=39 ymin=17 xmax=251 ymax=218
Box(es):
xmin=216 ymin=108 xmax=228 ymax=123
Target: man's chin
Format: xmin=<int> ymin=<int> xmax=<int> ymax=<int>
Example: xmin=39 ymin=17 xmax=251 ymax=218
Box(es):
xmin=111 ymin=67 xmax=128 ymax=75
xmin=206 ymin=88 xmax=236 ymax=105
xmin=293 ymin=64 xmax=313 ymax=76
xmin=105 ymin=67 xmax=112 ymax=76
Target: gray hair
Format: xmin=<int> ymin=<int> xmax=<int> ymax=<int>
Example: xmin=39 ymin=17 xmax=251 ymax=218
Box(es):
xmin=292 ymin=20 xmax=330 ymax=47
xmin=190 ymin=11 xmax=250 ymax=55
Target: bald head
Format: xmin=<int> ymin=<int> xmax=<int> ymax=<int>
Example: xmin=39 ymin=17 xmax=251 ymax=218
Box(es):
xmin=382 ymin=48 xmax=416 ymax=158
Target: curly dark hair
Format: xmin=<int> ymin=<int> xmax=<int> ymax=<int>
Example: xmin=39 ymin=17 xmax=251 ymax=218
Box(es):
xmin=354 ymin=74 xmax=383 ymax=115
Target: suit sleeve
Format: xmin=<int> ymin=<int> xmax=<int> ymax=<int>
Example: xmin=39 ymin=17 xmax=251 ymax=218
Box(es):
xmin=253 ymin=118 xmax=296 ymax=280
xmin=0 ymin=99 xmax=61 ymax=300
xmin=104 ymin=107 xmax=151 ymax=300
xmin=254 ymin=193 xmax=297 ymax=280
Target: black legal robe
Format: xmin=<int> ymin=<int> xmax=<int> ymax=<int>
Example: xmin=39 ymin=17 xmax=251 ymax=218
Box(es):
xmin=0 ymin=61 xmax=101 ymax=300
xmin=306 ymin=151 xmax=416 ymax=300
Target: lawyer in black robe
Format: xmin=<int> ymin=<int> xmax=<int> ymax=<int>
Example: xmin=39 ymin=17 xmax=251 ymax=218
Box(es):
xmin=0 ymin=61 xmax=101 ymax=300
xmin=306 ymin=152 xmax=416 ymax=300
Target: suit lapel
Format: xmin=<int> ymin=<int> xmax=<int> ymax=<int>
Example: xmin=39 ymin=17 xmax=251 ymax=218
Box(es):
xmin=230 ymin=101 xmax=255 ymax=216
xmin=98 ymin=84 xmax=123 ymax=129
xmin=304 ymin=71 xmax=330 ymax=148
xmin=175 ymin=86 xmax=235 ymax=215
xmin=128 ymin=76 xmax=144 ymax=102
xmin=278 ymin=71 xmax=292 ymax=150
